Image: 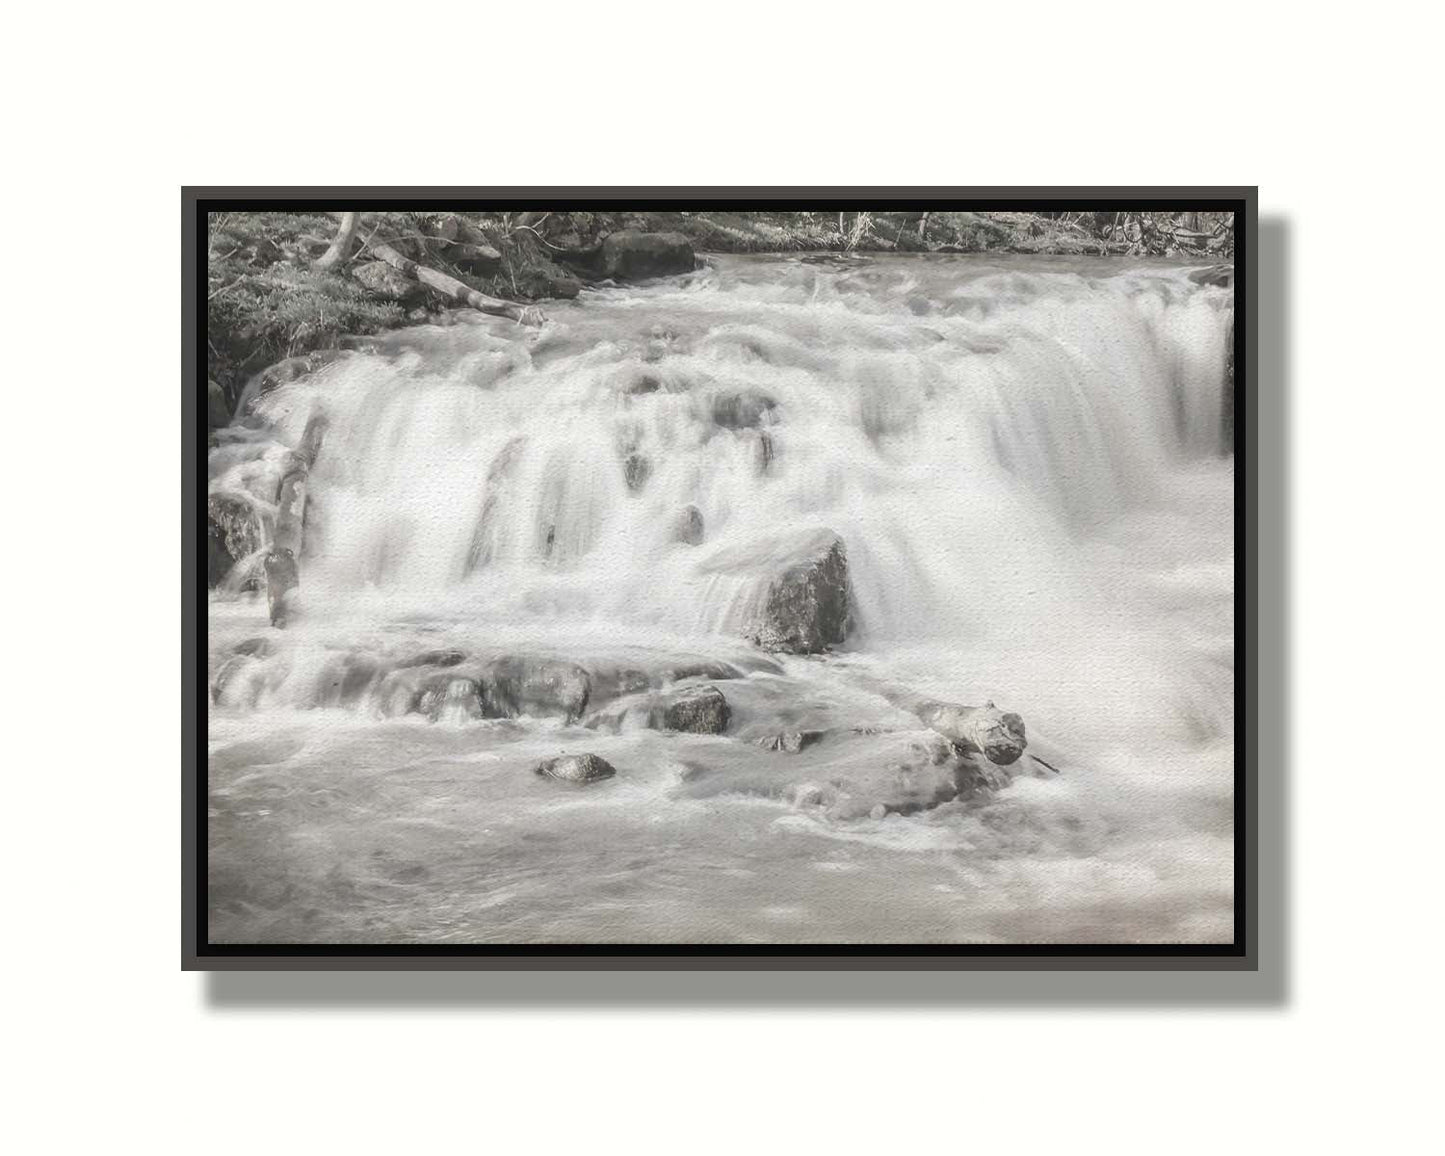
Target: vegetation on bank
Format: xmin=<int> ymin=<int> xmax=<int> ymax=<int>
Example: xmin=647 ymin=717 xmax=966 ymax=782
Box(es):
xmin=206 ymin=209 xmax=1234 ymax=412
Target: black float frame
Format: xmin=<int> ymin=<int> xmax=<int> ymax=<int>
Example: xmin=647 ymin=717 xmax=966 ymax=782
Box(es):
xmin=184 ymin=187 xmax=1257 ymax=971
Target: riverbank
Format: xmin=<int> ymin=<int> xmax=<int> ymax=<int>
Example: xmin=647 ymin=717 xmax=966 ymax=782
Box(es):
xmin=205 ymin=209 xmax=1235 ymax=421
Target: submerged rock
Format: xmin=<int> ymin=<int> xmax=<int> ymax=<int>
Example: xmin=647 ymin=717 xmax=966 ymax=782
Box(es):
xmin=484 ymin=656 xmax=591 ymax=722
xmin=652 ymin=685 xmax=731 ymax=735
xmin=417 ymin=676 xmax=485 ymax=723
xmin=673 ymin=505 xmax=705 ymax=546
xmin=711 ymin=389 xmax=777 ymax=430
xmin=599 ymin=231 xmax=695 ymax=280
xmin=535 ymin=753 xmax=617 ymax=785
xmin=623 ymin=451 xmax=652 ymax=492
xmin=207 ymin=491 xmax=268 ymax=588
xmin=746 ymin=531 xmax=852 ymax=654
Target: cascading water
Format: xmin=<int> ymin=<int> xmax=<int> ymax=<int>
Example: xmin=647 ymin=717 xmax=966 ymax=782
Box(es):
xmin=208 ymin=253 xmax=1234 ymax=945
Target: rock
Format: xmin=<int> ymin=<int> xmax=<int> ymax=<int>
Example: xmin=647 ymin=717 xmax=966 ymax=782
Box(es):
xmin=238 ymin=350 xmax=345 ymax=417
xmin=263 ymin=547 xmax=298 ymax=628
xmin=313 ymin=653 xmax=384 ymax=709
xmin=673 ymin=505 xmax=705 ymax=546
xmin=484 ymin=656 xmax=591 ymax=722
xmin=915 ymin=699 xmax=1027 ymax=766
xmin=207 ymin=491 xmax=268 ymax=588
xmin=417 ymin=676 xmax=485 ymax=723
xmin=398 ymin=648 xmax=467 ymax=669
xmin=446 ymin=242 xmax=502 ymax=273
xmin=352 ymin=260 xmax=427 ymax=305
xmin=599 ymin=231 xmax=696 ymax=281
xmin=1188 ymin=263 xmax=1234 ymax=288
xmin=623 ymin=452 xmax=652 ymax=492
xmin=535 ymin=753 xmax=616 ymax=785
xmin=231 ymin=637 xmax=276 ymax=659
xmin=711 ymin=389 xmax=777 ymax=430
xmin=652 ymin=685 xmax=730 ymax=734
xmin=754 ymin=729 xmax=825 ymax=754
xmin=625 ymin=370 xmax=663 ymax=396
xmin=746 ymin=531 xmax=852 ymax=654
xmin=207 ymin=379 xmax=230 ymax=429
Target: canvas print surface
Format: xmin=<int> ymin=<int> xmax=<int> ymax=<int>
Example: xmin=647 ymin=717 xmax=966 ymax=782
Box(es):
xmin=203 ymin=206 xmax=1238 ymax=949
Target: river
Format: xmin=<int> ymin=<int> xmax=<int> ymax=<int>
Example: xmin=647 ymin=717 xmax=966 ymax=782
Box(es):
xmin=207 ymin=252 xmax=1235 ymax=944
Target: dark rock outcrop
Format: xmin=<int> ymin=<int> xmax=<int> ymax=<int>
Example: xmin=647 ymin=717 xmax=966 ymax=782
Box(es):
xmin=599 ymin=231 xmax=695 ymax=281
xmin=535 ymin=753 xmax=616 ymax=785
xmin=651 ymin=685 xmax=730 ymax=734
xmin=208 ymin=380 xmax=230 ymax=429
xmin=207 ymin=492 xmax=268 ymax=588
xmin=745 ymin=532 xmax=852 ymax=654
xmin=484 ymin=657 xmax=591 ymax=723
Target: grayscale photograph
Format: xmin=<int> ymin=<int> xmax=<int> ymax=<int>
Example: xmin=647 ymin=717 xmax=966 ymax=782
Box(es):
xmin=202 ymin=204 xmax=1239 ymax=949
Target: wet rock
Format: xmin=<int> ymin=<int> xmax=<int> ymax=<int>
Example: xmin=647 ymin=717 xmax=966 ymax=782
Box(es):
xmin=263 ymin=547 xmax=298 ymax=628
xmin=207 ymin=491 xmax=268 ymax=588
xmin=914 ymin=699 xmax=1027 ymax=766
xmin=746 ymin=531 xmax=852 ymax=654
xmin=417 ymin=676 xmax=485 ymax=723
xmin=623 ymin=452 xmax=652 ymax=492
xmin=231 ymin=637 xmax=276 ymax=659
xmin=314 ymin=653 xmax=384 ymax=709
xmin=754 ymin=729 xmax=825 ymax=754
xmin=625 ymin=370 xmax=663 ymax=395
xmin=652 ymin=685 xmax=731 ymax=735
xmin=1188 ymin=263 xmax=1234 ymax=288
xmin=352 ymin=260 xmax=428 ymax=305
xmin=398 ymin=648 xmax=467 ymax=670
xmin=238 ymin=349 xmax=345 ymax=417
xmin=673 ymin=505 xmax=705 ymax=546
xmin=535 ymin=752 xmax=616 ymax=785
xmin=207 ymin=379 xmax=230 ymax=429
xmin=599 ymin=231 xmax=695 ymax=281
xmin=484 ymin=656 xmax=591 ymax=722
xmin=756 ymin=431 xmax=774 ymax=474
xmin=711 ymin=389 xmax=777 ymax=430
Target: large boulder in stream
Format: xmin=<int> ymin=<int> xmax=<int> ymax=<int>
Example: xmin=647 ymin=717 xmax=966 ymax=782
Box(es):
xmin=728 ymin=530 xmax=853 ymax=654
xmin=207 ymin=491 xmax=268 ymax=588
xmin=599 ymin=231 xmax=696 ymax=281
xmin=536 ymin=753 xmax=616 ymax=785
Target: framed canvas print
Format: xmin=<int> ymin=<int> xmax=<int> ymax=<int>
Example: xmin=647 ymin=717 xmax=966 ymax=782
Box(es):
xmin=186 ymin=187 xmax=1254 ymax=970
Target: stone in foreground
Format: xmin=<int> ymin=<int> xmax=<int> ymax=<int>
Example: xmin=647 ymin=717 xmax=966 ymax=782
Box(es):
xmin=535 ymin=753 xmax=617 ymax=785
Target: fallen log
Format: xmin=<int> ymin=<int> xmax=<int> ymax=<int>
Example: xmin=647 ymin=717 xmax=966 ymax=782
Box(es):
xmin=368 ymin=240 xmax=544 ymax=326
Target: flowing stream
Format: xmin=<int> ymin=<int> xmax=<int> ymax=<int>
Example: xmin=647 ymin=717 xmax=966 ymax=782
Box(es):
xmin=207 ymin=253 xmax=1235 ymax=944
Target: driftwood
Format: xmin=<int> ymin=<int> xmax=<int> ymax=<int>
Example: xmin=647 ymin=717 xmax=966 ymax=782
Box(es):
xmin=368 ymin=240 xmax=544 ymax=326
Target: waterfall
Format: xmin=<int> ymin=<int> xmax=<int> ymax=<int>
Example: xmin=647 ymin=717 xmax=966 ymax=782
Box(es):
xmin=207 ymin=254 xmax=1235 ymax=945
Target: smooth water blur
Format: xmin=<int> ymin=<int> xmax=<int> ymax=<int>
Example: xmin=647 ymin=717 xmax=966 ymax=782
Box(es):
xmin=208 ymin=253 xmax=1235 ymax=944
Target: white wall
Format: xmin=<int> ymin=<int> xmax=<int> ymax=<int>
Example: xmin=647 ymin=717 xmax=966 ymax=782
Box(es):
xmin=8 ymin=3 xmax=1441 ymax=1152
